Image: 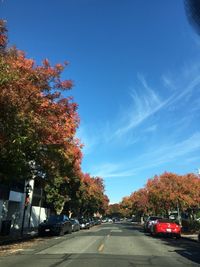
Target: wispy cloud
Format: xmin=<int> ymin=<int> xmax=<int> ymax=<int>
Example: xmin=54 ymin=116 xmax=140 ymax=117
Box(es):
xmin=115 ymin=67 xmax=200 ymax=138
xmin=144 ymin=124 xmax=157 ymax=133
xmin=142 ymin=132 xmax=200 ymax=167
xmin=115 ymin=75 xmax=168 ymax=137
xmin=90 ymin=132 xmax=200 ymax=179
xmin=168 ymin=74 xmax=200 ymax=106
xmin=79 ymin=63 xmax=200 ymax=158
xmin=90 ymin=162 xmax=136 ymax=178
xmin=76 ymin=125 xmax=99 ymax=155
xmin=162 ymin=75 xmax=176 ymax=91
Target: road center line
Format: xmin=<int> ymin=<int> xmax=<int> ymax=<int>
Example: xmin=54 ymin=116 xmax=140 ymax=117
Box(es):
xmin=98 ymin=244 xmax=104 ymax=252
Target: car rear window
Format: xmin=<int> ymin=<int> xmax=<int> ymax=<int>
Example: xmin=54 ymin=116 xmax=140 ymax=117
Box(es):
xmin=157 ymin=219 xmax=174 ymax=223
xmin=47 ymin=215 xmax=69 ymax=223
xmin=149 ymin=216 xmax=162 ymax=220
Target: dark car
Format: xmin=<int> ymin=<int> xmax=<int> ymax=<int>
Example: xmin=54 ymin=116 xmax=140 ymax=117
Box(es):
xmin=70 ymin=218 xmax=80 ymax=232
xmin=93 ymin=217 xmax=101 ymax=225
xmin=38 ymin=214 xmax=72 ymax=236
xmin=89 ymin=218 xmax=95 ymax=227
xmin=79 ymin=218 xmax=90 ymax=229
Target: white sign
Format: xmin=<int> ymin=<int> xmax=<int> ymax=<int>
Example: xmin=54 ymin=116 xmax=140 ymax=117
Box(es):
xmin=9 ymin=191 xmax=23 ymax=202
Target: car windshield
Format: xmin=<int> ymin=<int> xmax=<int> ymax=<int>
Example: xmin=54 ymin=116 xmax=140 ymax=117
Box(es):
xmin=47 ymin=215 xmax=68 ymax=224
xmin=149 ymin=217 xmax=162 ymax=221
xmin=79 ymin=219 xmax=87 ymax=223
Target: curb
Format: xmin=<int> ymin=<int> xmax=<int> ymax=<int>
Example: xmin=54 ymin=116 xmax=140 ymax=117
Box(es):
xmin=181 ymin=235 xmax=199 ymax=243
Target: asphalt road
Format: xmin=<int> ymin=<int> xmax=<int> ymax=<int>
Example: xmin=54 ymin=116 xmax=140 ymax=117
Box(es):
xmin=0 ymin=222 xmax=200 ymax=267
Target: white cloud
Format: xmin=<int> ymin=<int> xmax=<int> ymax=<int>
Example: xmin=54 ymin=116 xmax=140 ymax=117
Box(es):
xmin=78 ymin=63 xmax=200 ymax=164
xmin=89 ymin=132 xmax=200 ymax=179
xmin=168 ymin=74 xmax=200 ymax=106
xmin=115 ymin=75 xmax=169 ymax=137
xmin=162 ymin=75 xmax=176 ymax=91
xmin=90 ymin=162 xmax=136 ymax=178
xmin=131 ymin=132 xmax=200 ymax=172
xmin=114 ymin=67 xmax=200 ymax=138
xmin=76 ymin=125 xmax=99 ymax=155
xmin=144 ymin=124 xmax=157 ymax=133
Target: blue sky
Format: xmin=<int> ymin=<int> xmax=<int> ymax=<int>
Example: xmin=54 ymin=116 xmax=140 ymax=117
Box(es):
xmin=2 ymin=0 xmax=200 ymax=203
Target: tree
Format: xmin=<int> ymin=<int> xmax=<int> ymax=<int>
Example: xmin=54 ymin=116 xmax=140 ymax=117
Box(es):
xmin=0 ymin=20 xmax=84 ymax=215
xmin=0 ymin=20 xmax=110 ymax=216
xmin=120 ymin=196 xmax=133 ymax=217
xmin=145 ymin=172 xmax=200 ymax=216
xmin=78 ymin=173 xmax=108 ymax=217
xmin=130 ymin=188 xmax=149 ymax=218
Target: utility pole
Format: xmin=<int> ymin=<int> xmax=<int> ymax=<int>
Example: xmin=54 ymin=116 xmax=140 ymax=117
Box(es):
xmin=21 ymin=182 xmax=32 ymax=237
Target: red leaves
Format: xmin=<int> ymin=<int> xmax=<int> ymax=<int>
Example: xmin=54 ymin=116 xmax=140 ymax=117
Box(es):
xmin=55 ymin=79 xmax=73 ymax=90
xmin=0 ymin=20 xmax=7 ymax=49
xmin=120 ymin=172 xmax=200 ymax=216
xmin=42 ymin=58 xmax=50 ymax=68
xmin=0 ymin=35 xmax=7 ymax=48
xmin=79 ymin=173 xmax=108 ymax=214
xmin=0 ymin=19 xmax=83 ymax=179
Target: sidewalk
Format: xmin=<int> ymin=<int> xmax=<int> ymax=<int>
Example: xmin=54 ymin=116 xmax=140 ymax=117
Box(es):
xmin=181 ymin=233 xmax=199 ymax=242
xmin=0 ymin=228 xmax=38 ymax=246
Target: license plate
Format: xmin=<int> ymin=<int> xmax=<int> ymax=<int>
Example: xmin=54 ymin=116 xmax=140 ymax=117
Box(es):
xmin=166 ymin=228 xmax=171 ymax=232
xmin=45 ymin=229 xmax=50 ymax=232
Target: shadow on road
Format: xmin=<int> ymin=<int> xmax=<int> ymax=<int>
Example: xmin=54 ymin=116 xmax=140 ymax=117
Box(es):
xmin=138 ymin=224 xmax=200 ymax=265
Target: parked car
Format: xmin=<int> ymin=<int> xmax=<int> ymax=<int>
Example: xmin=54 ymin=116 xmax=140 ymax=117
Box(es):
xmin=79 ymin=218 xmax=90 ymax=229
xmin=70 ymin=218 xmax=80 ymax=232
xmin=144 ymin=216 xmax=163 ymax=232
xmin=93 ymin=217 xmax=101 ymax=225
xmin=89 ymin=218 xmax=95 ymax=227
xmin=151 ymin=218 xmax=181 ymax=238
xmin=38 ymin=214 xmax=72 ymax=236
xmin=113 ymin=217 xmax=120 ymax=222
xmin=101 ymin=218 xmax=107 ymax=223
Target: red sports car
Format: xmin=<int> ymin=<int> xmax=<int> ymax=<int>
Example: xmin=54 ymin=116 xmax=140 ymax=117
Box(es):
xmin=152 ymin=219 xmax=181 ymax=238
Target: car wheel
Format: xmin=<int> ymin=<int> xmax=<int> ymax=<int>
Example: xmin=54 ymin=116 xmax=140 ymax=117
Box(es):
xmin=68 ymin=227 xmax=72 ymax=234
xmin=151 ymin=231 xmax=157 ymax=237
xmin=59 ymin=229 xmax=65 ymax=236
xmin=38 ymin=231 xmax=45 ymax=237
xmin=175 ymin=234 xmax=181 ymax=239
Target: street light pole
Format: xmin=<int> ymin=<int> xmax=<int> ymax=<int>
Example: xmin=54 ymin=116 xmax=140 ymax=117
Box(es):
xmin=21 ymin=182 xmax=32 ymax=237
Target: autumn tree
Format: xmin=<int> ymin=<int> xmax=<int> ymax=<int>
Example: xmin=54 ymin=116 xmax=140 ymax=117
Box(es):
xmin=120 ymin=196 xmax=133 ymax=217
xmin=107 ymin=203 xmax=123 ymax=218
xmin=123 ymin=172 xmax=200 ymax=222
xmin=77 ymin=173 xmax=109 ymax=217
xmin=0 ymin=20 xmax=83 ymax=214
xmin=145 ymin=172 xmax=200 ymax=217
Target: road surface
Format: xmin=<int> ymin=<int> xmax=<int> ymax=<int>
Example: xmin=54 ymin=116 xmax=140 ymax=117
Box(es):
xmin=0 ymin=222 xmax=200 ymax=266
